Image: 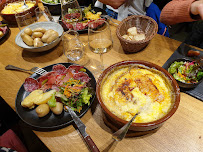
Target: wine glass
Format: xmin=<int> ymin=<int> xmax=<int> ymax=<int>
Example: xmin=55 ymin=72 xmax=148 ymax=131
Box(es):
xmin=15 ymin=12 xmax=35 ymax=31
xmin=60 ymin=0 xmax=82 ymax=30
xmin=35 ymin=6 xmax=54 ymax=22
xmin=62 ymin=29 xmax=84 ymax=61
xmin=88 ymin=20 xmax=113 ymax=74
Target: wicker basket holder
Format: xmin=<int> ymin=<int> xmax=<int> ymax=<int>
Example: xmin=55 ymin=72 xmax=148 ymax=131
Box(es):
xmin=116 ymin=15 xmax=158 ymax=53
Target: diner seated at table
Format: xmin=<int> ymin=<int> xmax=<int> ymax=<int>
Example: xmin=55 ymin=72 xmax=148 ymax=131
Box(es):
xmin=95 ymin=0 xmax=169 ymax=37
xmin=160 ymin=0 xmax=203 ymax=48
xmin=0 ymin=129 xmax=28 ymax=152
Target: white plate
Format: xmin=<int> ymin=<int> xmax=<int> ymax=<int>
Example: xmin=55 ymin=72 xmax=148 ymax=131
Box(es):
xmin=15 ymin=21 xmax=64 ymax=52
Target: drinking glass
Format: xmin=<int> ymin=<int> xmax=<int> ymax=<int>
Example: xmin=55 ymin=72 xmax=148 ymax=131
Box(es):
xmin=88 ymin=20 xmax=113 ymax=72
xmin=60 ymin=0 xmax=82 ymax=30
xmin=63 ymin=30 xmax=84 ymax=61
xmin=35 ymin=6 xmax=54 ymax=22
xmin=15 ymin=12 xmax=35 ymax=30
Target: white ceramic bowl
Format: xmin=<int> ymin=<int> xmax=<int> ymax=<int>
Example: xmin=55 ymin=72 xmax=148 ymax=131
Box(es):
xmin=15 ymin=21 xmax=64 ymax=52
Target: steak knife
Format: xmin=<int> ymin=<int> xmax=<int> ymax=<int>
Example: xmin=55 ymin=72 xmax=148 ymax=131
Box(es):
xmin=66 ymin=106 xmax=100 ymax=152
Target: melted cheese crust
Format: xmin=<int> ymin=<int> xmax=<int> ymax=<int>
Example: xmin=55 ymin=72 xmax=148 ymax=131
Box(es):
xmin=1 ymin=1 xmax=36 ymax=14
xmin=101 ymin=65 xmax=174 ymax=123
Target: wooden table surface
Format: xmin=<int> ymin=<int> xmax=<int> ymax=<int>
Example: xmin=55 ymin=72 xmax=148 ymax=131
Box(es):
xmin=0 ymin=16 xmax=203 ymax=152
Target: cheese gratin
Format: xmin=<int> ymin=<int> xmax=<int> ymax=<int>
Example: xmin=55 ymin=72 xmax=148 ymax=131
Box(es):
xmin=1 ymin=1 xmax=36 ymax=14
xmin=101 ymin=65 xmax=174 ymax=123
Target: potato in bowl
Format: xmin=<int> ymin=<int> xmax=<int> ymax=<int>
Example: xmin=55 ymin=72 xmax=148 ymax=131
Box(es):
xmin=15 ymin=21 xmax=64 ymax=52
xmin=96 ymin=60 xmax=180 ymax=132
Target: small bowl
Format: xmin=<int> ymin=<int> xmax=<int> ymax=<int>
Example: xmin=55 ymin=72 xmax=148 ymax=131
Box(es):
xmin=41 ymin=0 xmax=61 ymax=15
xmin=15 ymin=21 xmax=64 ymax=52
xmin=166 ymin=58 xmax=203 ymax=89
xmin=0 ymin=0 xmax=38 ymax=24
xmin=116 ymin=15 xmax=158 ymax=53
xmin=96 ymin=60 xmax=180 ymax=132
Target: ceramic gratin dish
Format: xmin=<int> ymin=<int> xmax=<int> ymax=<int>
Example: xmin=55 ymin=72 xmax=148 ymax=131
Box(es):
xmin=96 ymin=60 xmax=180 ymax=132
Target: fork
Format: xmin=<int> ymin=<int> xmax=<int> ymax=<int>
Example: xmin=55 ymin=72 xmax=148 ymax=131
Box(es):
xmin=5 ymin=65 xmax=47 ymax=75
xmin=21 ymin=0 xmax=29 ymax=10
xmin=101 ymin=15 xmax=119 ymax=26
xmin=112 ymin=112 xmax=139 ymax=141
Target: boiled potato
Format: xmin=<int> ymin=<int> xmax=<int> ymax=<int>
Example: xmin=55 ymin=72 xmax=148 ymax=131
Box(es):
xmin=33 ymin=27 xmax=46 ymax=33
xmin=21 ymin=33 xmax=34 ymax=46
xmin=36 ymin=104 xmax=50 ymax=117
xmin=46 ymin=31 xmax=59 ymax=44
xmin=0 ymin=31 xmax=3 ymax=37
xmin=127 ymin=27 xmax=137 ymax=36
xmin=34 ymin=90 xmax=56 ymax=105
xmin=50 ymin=102 xmax=63 ymax=115
xmin=21 ymin=90 xmax=43 ymax=109
xmin=34 ymin=38 xmax=44 ymax=47
xmin=41 ymin=29 xmax=55 ymax=43
xmin=24 ymin=28 xmax=32 ymax=36
xmin=32 ymin=32 xmax=43 ymax=38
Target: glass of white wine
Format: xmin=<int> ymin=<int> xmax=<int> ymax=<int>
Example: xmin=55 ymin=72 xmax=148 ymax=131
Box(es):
xmin=88 ymin=20 xmax=113 ymax=73
xmin=60 ymin=0 xmax=82 ymax=30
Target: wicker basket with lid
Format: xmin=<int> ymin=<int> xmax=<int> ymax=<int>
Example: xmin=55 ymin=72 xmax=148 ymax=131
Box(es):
xmin=116 ymin=15 xmax=158 ymax=53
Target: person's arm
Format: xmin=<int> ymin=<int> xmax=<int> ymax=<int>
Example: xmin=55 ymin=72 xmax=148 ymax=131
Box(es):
xmin=98 ymin=0 xmax=126 ymax=9
xmin=160 ymin=0 xmax=203 ymax=25
xmin=190 ymin=0 xmax=203 ymax=19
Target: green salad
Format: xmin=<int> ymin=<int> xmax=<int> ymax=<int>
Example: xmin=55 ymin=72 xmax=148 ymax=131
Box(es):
xmin=168 ymin=60 xmax=203 ymax=83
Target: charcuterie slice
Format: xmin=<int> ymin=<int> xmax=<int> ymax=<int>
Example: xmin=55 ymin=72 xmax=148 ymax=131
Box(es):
xmin=24 ymin=78 xmax=39 ymax=92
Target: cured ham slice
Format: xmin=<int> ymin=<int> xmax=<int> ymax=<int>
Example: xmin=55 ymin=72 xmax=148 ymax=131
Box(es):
xmin=24 ymin=78 xmax=39 ymax=92
xmin=23 ymin=64 xmax=91 ymax=92
xmin=73 ymin=72 xmax=91 ymax=83
xmin=52 ymin=64 xmax=67 ymax=74
xmin=67 ymin=65 xmax=84 ymax=73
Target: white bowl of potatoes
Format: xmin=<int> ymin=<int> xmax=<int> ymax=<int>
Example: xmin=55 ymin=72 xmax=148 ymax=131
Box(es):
xmin=15 ymin=21 xmax=64 ymax=52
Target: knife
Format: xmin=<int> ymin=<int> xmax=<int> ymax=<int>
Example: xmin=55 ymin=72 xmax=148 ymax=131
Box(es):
xmin=66 ymin=106 xmax=100 ymax=152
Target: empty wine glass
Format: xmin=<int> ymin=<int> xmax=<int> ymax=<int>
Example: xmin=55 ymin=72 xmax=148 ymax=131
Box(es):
xmin=15 ymin=12 xmax=35 ymax=31
xmin=88 ymin=20 xmax=113 ymax=73
xmin=62 ymin=29 xmax=84 ymax=61
xmin=35 ymin=6 xmax=54 ymax=22
xmin=60 ymin=0 xmax=82 ymax=30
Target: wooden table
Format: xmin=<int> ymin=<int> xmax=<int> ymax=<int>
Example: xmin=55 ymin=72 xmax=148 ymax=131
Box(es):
xmin=0 ymin=18 xmax=203 ymax=152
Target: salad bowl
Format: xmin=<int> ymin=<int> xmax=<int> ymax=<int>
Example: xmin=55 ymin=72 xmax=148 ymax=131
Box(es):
xmin=42 ymin=0 xmax=61 ymax=15
xmin=167 ymin=58 xmax=203 ymax=89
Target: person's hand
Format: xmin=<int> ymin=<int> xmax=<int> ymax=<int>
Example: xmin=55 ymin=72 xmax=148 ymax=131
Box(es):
xmin=190 ymin=0 xmax=203 ymax=19
xmin=99 ymin=0 xmax=126 ymax=9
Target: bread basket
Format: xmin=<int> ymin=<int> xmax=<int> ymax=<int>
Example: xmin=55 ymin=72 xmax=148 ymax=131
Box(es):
xmin=116 ymin=15 xmax=158 ymax=53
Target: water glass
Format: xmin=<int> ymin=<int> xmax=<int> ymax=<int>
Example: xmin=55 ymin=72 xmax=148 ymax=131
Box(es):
xmin=35 ymin=6 xmax=54 ymax=22
xmin=15 ymin=12 xmax=35 ymax=30
xmin=63 ymin=30 xmax=84 ymax=61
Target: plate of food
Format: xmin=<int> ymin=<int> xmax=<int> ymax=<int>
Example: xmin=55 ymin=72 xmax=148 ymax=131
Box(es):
xmin=59 ymin=5 xmax=107 ymax=34
xmin=0 ymin=21 xmax=9 ymax=41
xmin=167 ymin=58 xmax=203 ymax=88
xmin=15 ymin=63 xmax=96 ymax=130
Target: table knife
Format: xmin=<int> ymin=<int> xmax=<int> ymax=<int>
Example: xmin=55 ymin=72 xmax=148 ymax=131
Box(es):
xmin=66 ymin=106 xmax=100 ymax=152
